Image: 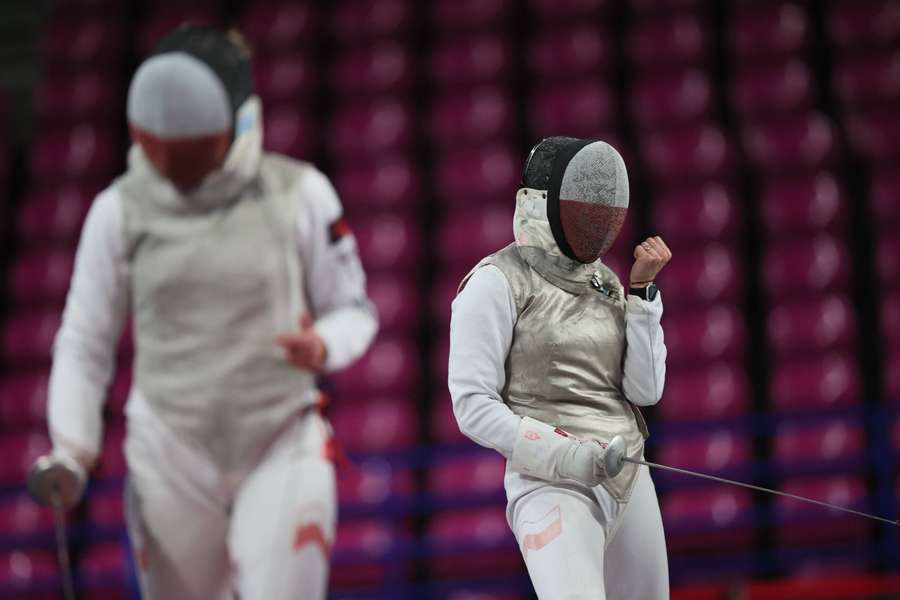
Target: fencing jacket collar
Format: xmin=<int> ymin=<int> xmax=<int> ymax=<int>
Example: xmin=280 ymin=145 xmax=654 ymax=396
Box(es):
xmin=126 ymin=95 xmax=264 ymax=214
xmin=513 ymin=187 xmax=606 ymax=295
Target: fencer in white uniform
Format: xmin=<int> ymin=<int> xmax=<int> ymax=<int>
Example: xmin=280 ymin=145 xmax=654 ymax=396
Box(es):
xmin=448 ymin=138 xmax=672 ymax=599
xmin=44 ymin=26 xmax=377 ymax=600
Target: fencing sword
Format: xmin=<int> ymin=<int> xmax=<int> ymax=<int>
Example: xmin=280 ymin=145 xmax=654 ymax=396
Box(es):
xmin=27 ymin=454 xmax=87 ymax=600
xmin=602 ymin=436 xmax=899 ymax=527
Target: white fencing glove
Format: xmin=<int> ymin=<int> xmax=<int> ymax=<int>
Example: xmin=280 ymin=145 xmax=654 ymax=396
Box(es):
xmin=510 ymin=416 xmax=620 ymax=487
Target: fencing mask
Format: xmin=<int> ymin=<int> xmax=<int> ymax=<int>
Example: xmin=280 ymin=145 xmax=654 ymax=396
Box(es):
xmin=522 ymin=137 xmax=629 ymax=264
xmin=126 ymin=25 xmax=257 ymax=190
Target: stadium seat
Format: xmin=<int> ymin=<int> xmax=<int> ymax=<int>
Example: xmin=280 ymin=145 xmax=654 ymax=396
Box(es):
xmin=330 ymin=519 xmax=409 ymax=587
xmin=658 ymin=430 xmax=753 ymax=474
xmin=29 ymin=126 xmax=121 ymax=183
xmin=0 ymin=550 xmax=59 ymax=596
xmin=431 ymin=36 xmax=512 ymax=88
xmin=0 ymin=431 xmax=51 ymax=485
xmin=427 ymin=452 xmax=506 ymax=500
xmin=106 ymin=368 xmax=132 ymax=419
xmin=767 ymin=295 xmax=856 ymax=358
xmin=882 ymin=291 xmax=900 ymax=348
xmin=136 ymin=9 xmax=220 ymax=58
xmin=729 ymin=3 xmax=810 ymax=62
xmin=435 ymin=144 xmax=518 ymax=206
xmin=431 ymin=335 xmax=449 ymax=388
xmin=240 ymin=3 xmax=317 ymax=53
xmin=330 ymin=99 xmax=413 ymax=160
xmin=762 ymin=235 xmax=850 ymax=298
xmin=330 ymin=337 xmax=420 ymax=399
xmin=333 ymin=42 xmax=411 ymax=98
xmin=845 ymin=109 xmax=900 ymax=164
xmin=870 ymin=168 xmax=900 ymax=225
xmin=431 ymin=0 xmax=510 ymax=33
xmin=741 ymin=113 xmax=838 ymax=174
xmin=0 ymin=372 xmax=50 ymax=429
xmin=330 ymin=396 xmax=418 ymax=452
xmin=660 ymin=363 xmax=752 ymax=422
xmin=529 ymin=80 xmax=616 ymax=141
xmin=350 ymin=215 xmax=423 ymax=275
xmin=876 ymin=234 xmax=900 ymax=288
xmin=629 ymin=0 xmax=706 ymax=15
xmin=426 ymin=507 xmax=520 ymax=578
xmin=436 ymin=206 xmax=514 ymax=271
xmin=663 ymin=487 xmax=754 ymax=551
xmin=529 ymin=0 xmax=609 ymax=23
xmin=769 ymin=353 xmax=861 ymax=412
xmin=262 ymin=106 xmax=313 ymax=160
xmin=0 ymin=495 xmax=53 ymax=537
xmin=430 ymin=271 xmax=467 ymax=336
xmin=17 ymin=186 xmax=95 ymax=246
xmin=86 ymin=488 xmax=125 ymax=529
xmin=95 ymin=424 xmax=126 ymax=480
xmin=628 ymin=15 xmax=709 ymax=71
xmin=337 ymin=457 xmax=415 ymax=509
xmin=528 ymin=26 xmax=612 ymax=80
xmin=431 ymin=391 xmax=467 ymax=444
xmin=663 ymin=305 xmax=747 ymax=368
xmin=834 ymin=50 xmax=900 ymax=108
xmin=42 ymin=19 xmax=128 ymax=71
xmin=1 ymin=311 xmax=61 ymax=367
xmin=631 ymin=69 xmax=713 ymax=130
xmin=49 ymin=0 xmax=126 ymax=17
xmin=642 ymin=124 xmax=734 ymax=183
xmin=774 ymin=475 xmax=870 ymax=546
xmin=827 ymin=0 xmax=900 ymax=51
xmin=254 ymin=55 xmax=313 ymax=106
xmin=654 ymin=244 xmax=743 ymax=310
xmin=333 ymin=0 xmax=412 ymax=45
xmin=885 ymin=349 xmax=900 ymax=402
xmin=731 ymin=60 xmax=814 ymax=118
xmin=9 ymin=249 xmax=75 ymax=307
xmin=36 ymin=72 xmax=122 ymax=123
xmin=77 ymin=542 xmax=128 ymax=588
xmin=760 ymin=172 xmax=846 ymax=238
xmin=773 ymin=419 xmax=865 ymax=470
xmin=652 ymin=183 xmax=741 ymax=246
xmin=366 ymin=277 xmax=420 ymax=336
xmin=429 ymin=88 xmax=514 ymax=148
xmin=335 ymin=156 xmax=419 ymax=216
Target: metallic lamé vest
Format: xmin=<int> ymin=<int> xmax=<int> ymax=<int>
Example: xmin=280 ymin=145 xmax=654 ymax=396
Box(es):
xmin=117 ymin=154 xmax=316 ymax=472
xmin=464 ymin=243 xmax=648 ymax=501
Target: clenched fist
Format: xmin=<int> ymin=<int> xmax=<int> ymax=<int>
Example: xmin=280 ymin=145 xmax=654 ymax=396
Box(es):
xmin=630 ymin=236 xmax=672 ymax=286
xmin=276 ymin=313 xmax=328 ymax=372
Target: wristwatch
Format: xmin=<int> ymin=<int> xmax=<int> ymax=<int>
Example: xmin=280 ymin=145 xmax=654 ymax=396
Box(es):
xmin=628 ymin=282 xmax=658 ymax=301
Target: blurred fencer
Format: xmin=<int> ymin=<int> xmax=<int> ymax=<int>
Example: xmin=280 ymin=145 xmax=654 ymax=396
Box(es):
xmin=37 ymin=25 xmax=377 ymax=599
xmin=448 ymin=138 xmax=672 ymax=599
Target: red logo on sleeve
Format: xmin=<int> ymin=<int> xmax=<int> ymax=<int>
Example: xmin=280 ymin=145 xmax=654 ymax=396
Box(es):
xmin=328 ymin=217 xmax=352 ymax=244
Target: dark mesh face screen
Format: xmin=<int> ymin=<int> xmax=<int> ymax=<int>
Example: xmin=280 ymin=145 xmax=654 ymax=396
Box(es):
xmin=521 ymin=136 xmax=579 ymax=190
xmin=153 ymin=25 xmax=254 ymax=119
xmin=559 ymin=201 xmax=627 ymax=262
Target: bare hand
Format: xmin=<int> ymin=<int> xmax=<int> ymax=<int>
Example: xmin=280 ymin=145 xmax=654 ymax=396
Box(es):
xmin=276 ymin=313 xmax=327 ymax=372
xmin=630 ymin=236 xmax=672 ymax=286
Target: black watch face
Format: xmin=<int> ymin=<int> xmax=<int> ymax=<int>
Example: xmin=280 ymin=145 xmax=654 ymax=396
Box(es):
xmin=647 ymin=283 xmax=658 ymax=301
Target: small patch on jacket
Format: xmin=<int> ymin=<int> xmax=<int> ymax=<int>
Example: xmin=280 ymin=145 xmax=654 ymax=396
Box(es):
xmin=329 ymin=217 xmax=352 ymax=244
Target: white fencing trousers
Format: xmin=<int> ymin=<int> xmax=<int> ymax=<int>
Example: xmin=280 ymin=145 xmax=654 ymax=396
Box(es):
xmin=505 ymin=463 xmax=668 ymax=600
xmin=123 ymin=395 xmax=336 ymax=600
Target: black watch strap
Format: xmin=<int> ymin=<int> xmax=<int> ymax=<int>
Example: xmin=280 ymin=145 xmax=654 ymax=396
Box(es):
xmin=628 ymin=283 xmax=658 ymax=301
